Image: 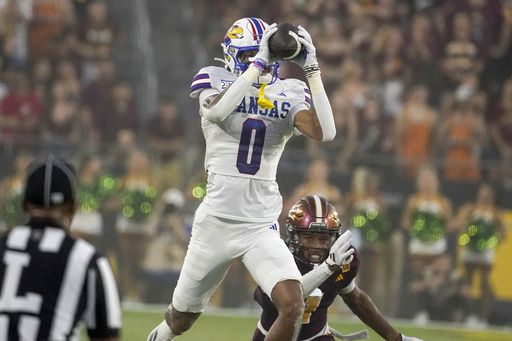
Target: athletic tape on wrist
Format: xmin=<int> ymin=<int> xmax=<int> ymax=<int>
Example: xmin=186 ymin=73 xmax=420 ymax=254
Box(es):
xmin=251 ymin=58 xmax=267 ymax=73
xmin=306 ymin=71 xmax=325 ymax=95
xmin=304 ymin=63 xmax=320 ymax=78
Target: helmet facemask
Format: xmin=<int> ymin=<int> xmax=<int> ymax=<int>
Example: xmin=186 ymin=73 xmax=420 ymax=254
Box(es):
xmin=288 ymin=228 xmax=337 ymax=264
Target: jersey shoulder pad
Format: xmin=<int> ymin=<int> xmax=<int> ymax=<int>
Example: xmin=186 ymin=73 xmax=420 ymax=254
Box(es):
xmin=275 ymin=78 xmax=311 ymax=107
xmin=278 ymin=77 xmax=308 ymax=89
xmin=190 ymin=66 xmax=234 ymax=98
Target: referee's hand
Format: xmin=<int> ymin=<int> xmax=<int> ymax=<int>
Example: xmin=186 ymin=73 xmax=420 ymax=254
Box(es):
xmin=147 ymin=320 xmax=174 ymax=341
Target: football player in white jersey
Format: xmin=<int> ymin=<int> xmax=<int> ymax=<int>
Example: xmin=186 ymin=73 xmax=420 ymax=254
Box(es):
xmin=148 ymin=17 xmax=351 ymax=341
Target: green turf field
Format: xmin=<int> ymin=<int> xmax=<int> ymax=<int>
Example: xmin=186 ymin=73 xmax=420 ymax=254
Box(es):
xmin=91 ymin=308 xmax=512 ymax=340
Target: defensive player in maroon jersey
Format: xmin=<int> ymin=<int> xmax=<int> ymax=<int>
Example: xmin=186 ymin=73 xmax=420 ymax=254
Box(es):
xmin=253 ymin=195 xmax=423 ymax=341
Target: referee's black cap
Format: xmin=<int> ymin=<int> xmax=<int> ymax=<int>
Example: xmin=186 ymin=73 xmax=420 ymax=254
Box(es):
xmin=23 ymin=154 xmax=77 ymax=208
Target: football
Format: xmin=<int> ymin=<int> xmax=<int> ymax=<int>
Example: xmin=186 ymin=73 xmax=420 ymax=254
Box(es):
xmin=268 ymin=22 xmax=305 ymax=61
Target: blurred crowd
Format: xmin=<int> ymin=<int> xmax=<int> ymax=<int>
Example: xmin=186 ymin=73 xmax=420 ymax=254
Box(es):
xmin=0 ymin=0 xmax=511 ymax=329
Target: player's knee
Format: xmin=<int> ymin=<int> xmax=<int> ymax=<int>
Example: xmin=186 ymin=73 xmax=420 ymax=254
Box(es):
xmin=281 ymin=298 xmax=305 ymax=321
xmin=272 ymin=280 xmax=305 ymax=321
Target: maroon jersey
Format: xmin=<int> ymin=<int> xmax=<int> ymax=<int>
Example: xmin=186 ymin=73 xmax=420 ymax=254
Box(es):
xmin=253 ymin=247 xmax=360 ymax=341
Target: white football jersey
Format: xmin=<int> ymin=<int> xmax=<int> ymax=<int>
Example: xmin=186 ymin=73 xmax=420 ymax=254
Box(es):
xmin=190 ymin=66 xmax=311 ymax=221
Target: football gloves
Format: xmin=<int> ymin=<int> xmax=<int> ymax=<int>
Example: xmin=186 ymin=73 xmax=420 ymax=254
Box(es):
xmin=293 ymin=26 xmax=319 ymax=76
xmin=147 ymin=320 xmax=174 ymax=341
xmin=401 ymin=335 xmax=423 ymax=341
xmin=325 ymin=230 xmax=354 ymax=269
xmin=250 ymin=23 xmax=278 ymax=72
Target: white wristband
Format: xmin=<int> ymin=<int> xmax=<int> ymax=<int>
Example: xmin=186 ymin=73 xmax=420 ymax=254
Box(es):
xmin=307 ymin=71 xmax=336 ymax=141
xmin=302 ymin=262 xmax=333 ymax=297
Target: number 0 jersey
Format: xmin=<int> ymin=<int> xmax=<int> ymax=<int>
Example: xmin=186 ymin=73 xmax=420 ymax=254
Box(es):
xmin=190 ymin=66 xmax=311 ymax=221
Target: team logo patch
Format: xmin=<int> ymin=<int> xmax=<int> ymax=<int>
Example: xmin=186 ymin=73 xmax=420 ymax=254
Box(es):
xmin=221 ymin=80 xmax=234 ymax=89
xmin=342 ymin=263 xmax=350 ymax=273
xmin=227 ymin=25 xmax=243 ymax=39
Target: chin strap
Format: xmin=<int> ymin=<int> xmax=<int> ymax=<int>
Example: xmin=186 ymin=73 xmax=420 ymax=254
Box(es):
xmin=214 ymin=57 xmax=229 ymax=68
xmin=257 ymin=83 xmax=275 ymax=109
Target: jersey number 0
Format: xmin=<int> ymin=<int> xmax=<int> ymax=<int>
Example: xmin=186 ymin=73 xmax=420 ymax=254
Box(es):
xmin=236 ymin=118 xmax=266 ymax=175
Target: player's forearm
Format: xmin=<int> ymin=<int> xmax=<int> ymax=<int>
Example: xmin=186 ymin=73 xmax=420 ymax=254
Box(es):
xmin=301 ymin=262 xmax=333 ymax=297
xmin=306 ymin=71 xmax=336 ymax=141
xmin=200 ymin=65 xmax=260 ymax=122
xmin=343 ymin=290 xmax=400 ymax=341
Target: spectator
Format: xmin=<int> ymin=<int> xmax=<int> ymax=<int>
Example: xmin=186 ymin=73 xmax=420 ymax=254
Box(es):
xmin=321 ymin=68 xmax=359 ymax=171
xmin=346 ymin=166 xmax=399 ymax=315
xmin=436 ymin=98 xmax=488 ymax=182
xmin=147 ymin=98 xmax=187 ymax=190
xmin=400 ymin=164 xmax=456 ymax=317
xmin=74 ymin=0 xmax=123 ymax=81
xmin=455 ymin=183 xmax=508 ymax=327
xmin=354 ymin=94 xmax=394 ymax=162
xmin=40 ymin=99 xmax=80 ymax=159
xmin=394 ymin=84 xmax=437 ymax=177
xmin=409 ymin=253 xmax=468 ymax=325
xmin=314 ymin=16 xmax=348 ymax=90
xmin=0 ymin=150 xmax=33 ymax=230
xmin=489 ymin=78 xmax=512 ymax=169
xmin=98 ymin=80 xmax=138 ymax=147
xmin=70 ymin=153 xmax=117 ymax=248
xmin=287 ymin=158 xmax=344 ymax=216
xmin=143 ymin=188 xmax=188 ymax=304
xmin=0 ymin=70 xmax=42 ymax=155
xmin=439 ymin=11 xmax=484 ymax=93
xmin=30 ymin=57 xmax=53 ymax=109
xmin=54 ymin=58 xmax=82 ymax=104
xmin=28 ymin=0 xmax=76 ymax=62
xmin=116 ymin=148 xmax=159 ymax=302
xmin=0 ymin=0 xmax=32 ymax=70
xmin=81 ymin=57 xmax=118 ymax=138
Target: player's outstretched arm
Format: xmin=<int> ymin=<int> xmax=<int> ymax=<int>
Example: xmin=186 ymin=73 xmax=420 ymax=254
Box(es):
xmin=340 ymin=286 xmax=423 ymax=341
xmin=292 ymin=25 xmax=336 ymax=142
xmin=200 ymin=24 xmax=278 ymax=122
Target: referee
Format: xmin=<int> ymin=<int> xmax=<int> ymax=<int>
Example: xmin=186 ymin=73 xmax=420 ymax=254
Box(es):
xmin=0 ymin=154 xmax=121 ymax=340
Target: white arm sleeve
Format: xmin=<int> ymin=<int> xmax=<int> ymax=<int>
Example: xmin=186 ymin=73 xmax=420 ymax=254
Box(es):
xmin=302 ymin=262 xmax=334 ymax=297
xmin=199 ymin=65 xmax=260 ymax=122
xmin=307 ymin=72 xmax=336 ymax=141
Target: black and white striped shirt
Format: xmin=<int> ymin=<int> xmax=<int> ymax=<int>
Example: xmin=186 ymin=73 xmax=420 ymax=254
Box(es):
xmin=0 ymin=219 xmax=121 ymax=340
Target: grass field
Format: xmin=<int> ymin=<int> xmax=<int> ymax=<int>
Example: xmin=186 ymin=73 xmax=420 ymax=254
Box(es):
xmin=90 ymin=306 xmax=512 ymax=340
